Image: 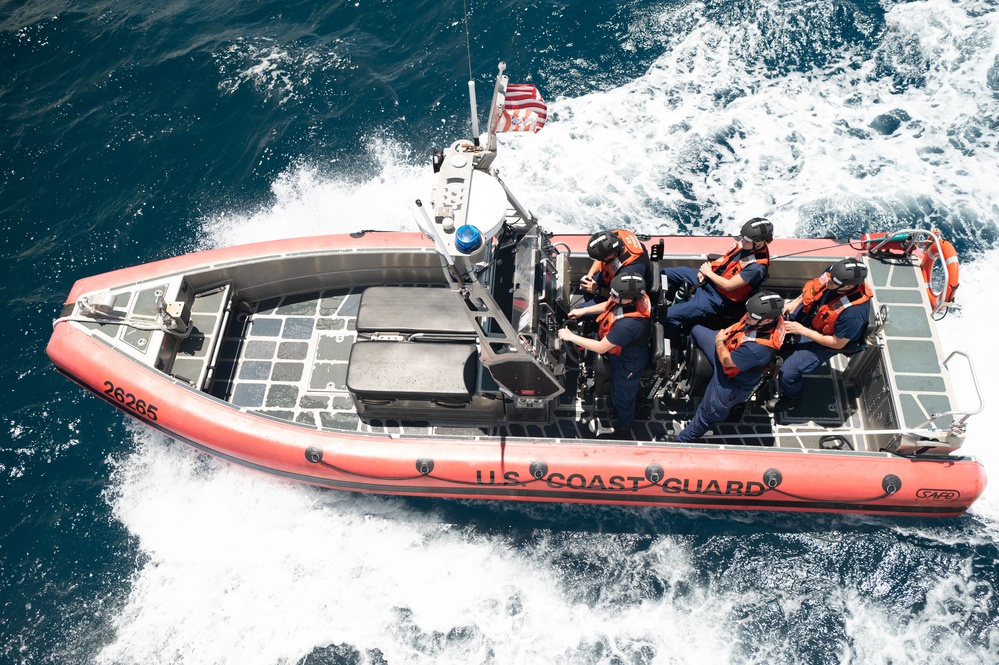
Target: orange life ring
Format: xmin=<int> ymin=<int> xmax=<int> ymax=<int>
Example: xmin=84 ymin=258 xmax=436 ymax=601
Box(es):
xmin=920 ymin=239 xmax=959 ymax=309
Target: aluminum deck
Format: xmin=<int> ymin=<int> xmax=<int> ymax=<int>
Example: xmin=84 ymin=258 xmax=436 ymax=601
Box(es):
xmin=205 ymin=286 xmax=879 ymax=451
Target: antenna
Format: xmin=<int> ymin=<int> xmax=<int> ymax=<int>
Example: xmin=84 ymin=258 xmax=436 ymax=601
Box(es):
xmin=463 ymin=0 xmax=480 ymax=145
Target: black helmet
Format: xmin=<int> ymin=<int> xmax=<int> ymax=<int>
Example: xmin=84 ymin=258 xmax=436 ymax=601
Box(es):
xmin=830 ymin=258 xmax=868 ymax=287
xmin=587 ymin=231 xmax=623 ymax=261
xmin=609 ymin=273 xmax=646 ymax=300
xmin=741 ymin=217 xmax=774 ymax=243
xmin=745 ymin=291 xmax=784 ymax=322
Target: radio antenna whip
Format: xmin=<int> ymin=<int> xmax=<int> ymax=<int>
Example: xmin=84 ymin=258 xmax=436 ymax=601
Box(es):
xmin=464 ymin=0 xmax=480 ymax=145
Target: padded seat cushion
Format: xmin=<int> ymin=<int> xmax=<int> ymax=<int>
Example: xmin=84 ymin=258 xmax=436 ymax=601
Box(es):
xmin=346 ymin=341 xmax=477 ymax=401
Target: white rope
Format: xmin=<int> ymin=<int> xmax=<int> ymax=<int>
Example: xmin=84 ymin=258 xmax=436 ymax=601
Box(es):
xmin=53 ymin=315 xmax=191 ymax=338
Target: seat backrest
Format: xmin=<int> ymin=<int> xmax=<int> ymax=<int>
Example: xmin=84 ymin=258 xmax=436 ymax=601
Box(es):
xmin=687 ymin=345 xmax=714 ymax=399
xmin=649 ymin=262 xmax=662 ymax=295
xmin=649 ymin=262 xmax=666 ymax=320
xmin=649 ymin=238 xmax=664 ymax=262
xmin=651 ymin=321 xmax=666 ymax=361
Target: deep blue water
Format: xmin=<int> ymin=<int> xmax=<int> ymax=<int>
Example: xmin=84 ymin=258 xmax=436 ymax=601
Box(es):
xmin=3 ymin=1 xmax=999 ymax=663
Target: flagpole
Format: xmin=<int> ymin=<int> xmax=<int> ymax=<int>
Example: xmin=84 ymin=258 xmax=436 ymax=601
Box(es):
xmin=486 ymin=61 xmax=507 ymax=153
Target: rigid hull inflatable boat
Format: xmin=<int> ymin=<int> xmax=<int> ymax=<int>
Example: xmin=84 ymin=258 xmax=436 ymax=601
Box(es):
xmin=48 ymin=73 xmax=986 ymax=517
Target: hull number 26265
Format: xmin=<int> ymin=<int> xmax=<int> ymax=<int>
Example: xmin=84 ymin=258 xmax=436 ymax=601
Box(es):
xmin=103 ymin=380 xmax=159 ymax=421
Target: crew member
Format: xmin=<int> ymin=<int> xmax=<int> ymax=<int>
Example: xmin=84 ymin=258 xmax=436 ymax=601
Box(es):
xmin=766 ymin=258 xmax=873 ymax=413
xmin=673 ymin=291 xmax=785 ymax=442
xmin=661 ymin=217 xmax=774 ymax=339
xmin=579 ymin=229 xmax=652 ymax=306
xmin=559 ymin=273 xmax=651 ymax=439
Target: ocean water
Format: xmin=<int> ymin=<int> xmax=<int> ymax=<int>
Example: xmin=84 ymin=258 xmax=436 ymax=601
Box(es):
xmin=3 ymin=0 xmax=999 ymax=663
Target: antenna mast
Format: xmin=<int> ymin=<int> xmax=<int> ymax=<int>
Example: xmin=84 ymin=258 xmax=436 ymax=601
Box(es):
xmin=463 ymin=0 xmax=480 ymax=145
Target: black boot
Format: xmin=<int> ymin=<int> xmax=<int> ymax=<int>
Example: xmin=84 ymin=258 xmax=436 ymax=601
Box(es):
xmin=765 ymin=395 xmax=802 ymax=413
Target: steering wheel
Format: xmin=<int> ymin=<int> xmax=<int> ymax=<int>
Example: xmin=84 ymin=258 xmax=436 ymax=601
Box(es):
xmin=559 ymin=319 xmax=589 ymax=366
xmin=562 ymin=336 xmax=585 ymax=366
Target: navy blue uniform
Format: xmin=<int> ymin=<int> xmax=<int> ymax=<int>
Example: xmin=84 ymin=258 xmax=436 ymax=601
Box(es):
xmin=662 ymin=262 xmax=767 ymax=338
xmin=675 ymin=324 xmax=776 ymax=442
xmin=604 ymin=317 xmax=650 ymax=430
xmin=779 ymin=295 xmax=870 ymax=401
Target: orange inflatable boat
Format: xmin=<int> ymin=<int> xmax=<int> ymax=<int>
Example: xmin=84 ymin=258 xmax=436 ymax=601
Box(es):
xmin=48 ymin=71 xmax=986 ymax=516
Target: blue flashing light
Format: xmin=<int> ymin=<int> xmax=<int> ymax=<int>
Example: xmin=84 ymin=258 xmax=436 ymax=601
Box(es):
xmin=455 ymin=225 xmax=483 ymax=254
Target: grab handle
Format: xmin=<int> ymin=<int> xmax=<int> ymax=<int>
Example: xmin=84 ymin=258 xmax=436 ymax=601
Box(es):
xmin=914 ymin=350 xmax=984 ymax=433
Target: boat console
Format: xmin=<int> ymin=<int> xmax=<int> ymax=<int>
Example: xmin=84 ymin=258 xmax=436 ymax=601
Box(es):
xmin=344 ymin=140 xmax=577 ymax=423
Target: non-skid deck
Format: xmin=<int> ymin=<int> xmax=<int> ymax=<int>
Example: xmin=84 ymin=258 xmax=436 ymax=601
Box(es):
xmin=206 ymin=287 xmax=868 ymax=450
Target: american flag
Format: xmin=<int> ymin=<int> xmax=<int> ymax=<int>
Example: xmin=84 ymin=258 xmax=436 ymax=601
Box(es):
xmin=494 ymin=83 xmax=547 ymax=133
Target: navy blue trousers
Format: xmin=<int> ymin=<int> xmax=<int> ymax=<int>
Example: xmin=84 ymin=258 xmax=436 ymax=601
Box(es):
xmin=778 ymin=342 xmax=837 ymax=400
xmin=661 ymin=267 xmax=728 ymax=339
xmin=608 ymin=348 xmax=649 ymax=430
xmin=676 ymin=325 xmax=756 ymax=442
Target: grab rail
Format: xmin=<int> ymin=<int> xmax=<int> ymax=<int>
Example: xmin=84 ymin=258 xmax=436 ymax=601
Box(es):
xmin=912 ymin=350 xmax=984 ymax=434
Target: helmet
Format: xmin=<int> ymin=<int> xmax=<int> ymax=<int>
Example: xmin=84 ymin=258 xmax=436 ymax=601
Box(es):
xmin=609 ymin=273 xmax=646 ymax=300
xmin=830 ymin=258 xmax=868 ymax=287
xmin=741 ymin=217 xmax=774 ymax=244
xmin=587 ymin=231 xmax=623 ymax=261
xmin=745 ymin=291 xmax=784 ymax=321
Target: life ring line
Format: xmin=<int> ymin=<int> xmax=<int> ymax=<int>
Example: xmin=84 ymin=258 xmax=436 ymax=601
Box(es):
xmin=920 ymin=238 xmax=959 ymax=309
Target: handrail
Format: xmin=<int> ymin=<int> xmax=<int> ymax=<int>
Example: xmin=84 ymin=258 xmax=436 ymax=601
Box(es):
xmin=912 ymin=350 xmax=984 ymax=432
xmin=697 ymin=426 xmax=948 ymax=443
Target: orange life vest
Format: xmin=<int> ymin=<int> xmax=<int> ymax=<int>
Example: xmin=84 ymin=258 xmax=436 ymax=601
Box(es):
xmin=800 ymin=272 xmax=873 ymax=336
xmin=716 ymin=315 xmax=785 ymax=377
xmin=598 ymin=230 xmax=648 ymax=285
xmin=800 ymin=271 xmax=834 ymax=309
xmin=709 ymin=241 xmax=770 ymax=302
xmin=596 ymin=294 xmax=652 ymax=356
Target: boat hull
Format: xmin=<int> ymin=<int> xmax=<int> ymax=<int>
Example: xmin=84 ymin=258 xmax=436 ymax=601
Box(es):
xmin=48 ymin=242 xmax=987 ymax=517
